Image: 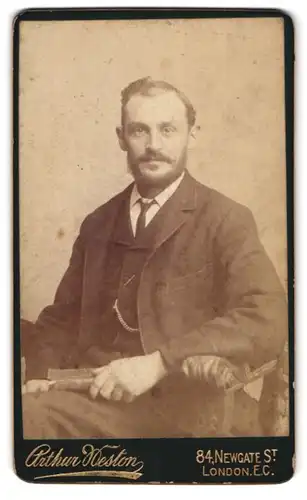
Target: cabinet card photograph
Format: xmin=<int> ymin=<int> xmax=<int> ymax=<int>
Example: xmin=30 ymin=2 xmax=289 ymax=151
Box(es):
xmin=14 ymin=8 xmax=294 ymax=484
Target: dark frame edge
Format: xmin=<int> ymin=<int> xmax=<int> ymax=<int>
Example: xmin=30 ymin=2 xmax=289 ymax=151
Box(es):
xmin=283 ymin=6 xmax=295 ymax=485
xmin=12 ymin=8 xmax=24 ymax=482
xmin=12 ymin=7 xmax=296 ymax=485
xmin=8 ymin=7 xmax=298 ymax=22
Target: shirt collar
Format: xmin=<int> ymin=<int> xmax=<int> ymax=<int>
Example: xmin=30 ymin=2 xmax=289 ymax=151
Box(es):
xmin=130 ymin=171 xmax=185 ymax=209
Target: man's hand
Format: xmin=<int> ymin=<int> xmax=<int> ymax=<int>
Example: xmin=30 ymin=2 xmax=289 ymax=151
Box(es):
xmin=89 ymin=351 xmax=167 ymax=402
xmin=22 ymin=379 xmax=56 ymax=395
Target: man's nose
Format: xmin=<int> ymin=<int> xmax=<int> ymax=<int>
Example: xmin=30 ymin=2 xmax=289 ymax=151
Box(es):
xmin=146 ymin=130 xmax=162 ymax=151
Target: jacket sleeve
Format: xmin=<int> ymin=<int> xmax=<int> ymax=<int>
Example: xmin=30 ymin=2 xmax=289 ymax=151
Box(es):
xmin=159 ymin=205 xmax=288 ymax=370
xmin=25 ymin=230 xmax=85 ymax=380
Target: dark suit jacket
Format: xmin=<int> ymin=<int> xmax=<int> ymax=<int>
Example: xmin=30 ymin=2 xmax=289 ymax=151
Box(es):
xmin=25 ymin=172 xmax=287 ymax=381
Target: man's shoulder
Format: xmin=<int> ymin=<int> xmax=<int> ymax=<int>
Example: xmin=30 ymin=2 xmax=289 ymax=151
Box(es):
xmin=193 ymin=176 xmax=252 ymax=222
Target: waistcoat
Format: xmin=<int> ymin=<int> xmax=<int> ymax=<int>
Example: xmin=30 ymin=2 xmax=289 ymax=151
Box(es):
xmin=97 ymin=196 xmax=163 ymax=356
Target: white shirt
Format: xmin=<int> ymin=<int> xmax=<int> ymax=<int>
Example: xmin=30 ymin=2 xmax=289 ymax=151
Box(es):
xmin=129 ymin=171 xmax=185 ymax=236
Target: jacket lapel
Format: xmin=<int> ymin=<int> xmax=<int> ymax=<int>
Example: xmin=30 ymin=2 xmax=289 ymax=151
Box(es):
xmin=150 ymin=171 xmax=198 ymax=252
xmin=110 ymin=189 xmax=134 ymax=246
xmin=89 ymin=172 xmax=199 ymax=257
xmin=91 ymin=183 xmax=134 ymax=246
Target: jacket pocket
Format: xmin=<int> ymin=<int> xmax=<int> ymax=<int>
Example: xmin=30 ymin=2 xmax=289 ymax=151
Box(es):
xmin=167 ymin=262 xmax=213 ymax=292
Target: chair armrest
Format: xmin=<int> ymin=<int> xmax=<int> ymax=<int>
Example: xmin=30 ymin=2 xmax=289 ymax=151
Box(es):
xmin=182 ymin=355 xmax=278 ymax=395
xmin=181 ymin=355 xmax=280 ymax=436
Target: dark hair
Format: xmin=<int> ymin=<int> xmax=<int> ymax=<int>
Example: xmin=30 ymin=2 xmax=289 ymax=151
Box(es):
xmin=120 ymin=77 xmax=196 ymax=128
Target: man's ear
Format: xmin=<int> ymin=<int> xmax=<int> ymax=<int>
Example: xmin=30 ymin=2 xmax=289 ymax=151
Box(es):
xmin=188 ymin=124 xmax=199 ymax=149
xmin=116 ymin=126 xmax=127 ymax=152
xmin=190 ymin=124 xmax=199 ymax=140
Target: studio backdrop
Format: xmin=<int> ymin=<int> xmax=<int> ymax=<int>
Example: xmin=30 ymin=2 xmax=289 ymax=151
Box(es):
xmin=19 ymin=18 xmax=287 ymax=321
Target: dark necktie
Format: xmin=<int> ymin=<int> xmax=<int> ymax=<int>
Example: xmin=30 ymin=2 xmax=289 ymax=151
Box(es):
xmin=135 ymin=199 xmax=155 ymax=239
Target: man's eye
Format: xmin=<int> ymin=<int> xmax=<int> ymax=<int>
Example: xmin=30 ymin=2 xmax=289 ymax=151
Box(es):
xmin=161 ymin=126 xmax=175 ymax=136
xmin=131 ymin=127 xmax=146 ymax=137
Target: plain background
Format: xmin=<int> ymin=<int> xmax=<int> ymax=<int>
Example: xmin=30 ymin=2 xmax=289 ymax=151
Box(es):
xmin=1 ymin=0 xmax=305 ymax=499
xmin=19 ymin=17 xmax=287 ymax=320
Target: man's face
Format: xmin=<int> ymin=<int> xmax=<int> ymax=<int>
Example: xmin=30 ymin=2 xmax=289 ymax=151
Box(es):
xmin=117 ymin=91 xmax=193 ymax=189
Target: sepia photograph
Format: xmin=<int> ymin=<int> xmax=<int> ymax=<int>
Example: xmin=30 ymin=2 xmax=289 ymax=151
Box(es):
xmin=14 ymin=10 xmax=293 ymax=483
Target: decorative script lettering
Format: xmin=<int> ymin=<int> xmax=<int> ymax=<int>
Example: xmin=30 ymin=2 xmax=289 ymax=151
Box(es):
xmin=25 ymin=444 xmax=144 ymax=479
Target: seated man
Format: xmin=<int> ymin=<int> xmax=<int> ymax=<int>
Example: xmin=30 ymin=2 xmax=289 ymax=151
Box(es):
xmin=22 ymin=77 xmax=287 ymax=438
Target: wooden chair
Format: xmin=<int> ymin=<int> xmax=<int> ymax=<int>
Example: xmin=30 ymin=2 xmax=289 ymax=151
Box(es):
xmin=182 ymin=350 xmax=289 ymax=436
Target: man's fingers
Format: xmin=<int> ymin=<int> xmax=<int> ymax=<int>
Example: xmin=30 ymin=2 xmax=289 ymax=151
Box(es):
xmin=122 ymin=392 xmax=135 ymax=403
xmin=110 ymin=387 xmax=124 ymax=402
xmin=23 ymin=380 xmax=56 ymax=394
xmin=89 ymin=384 xmax=99 ymax=400
xmin=90 ymin=367 xmax=105 ymax=375
xmin=89 ymin=367 xmax=109 ymax=399
xmin=99 ymin=378 xmax=116 ymax=400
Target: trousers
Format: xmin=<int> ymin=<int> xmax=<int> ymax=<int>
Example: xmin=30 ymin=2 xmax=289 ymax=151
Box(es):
xmin=22 ymin=373 xmax=262 ymax=439
xmin=22 ymin=389 xmax=186 ymax=439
